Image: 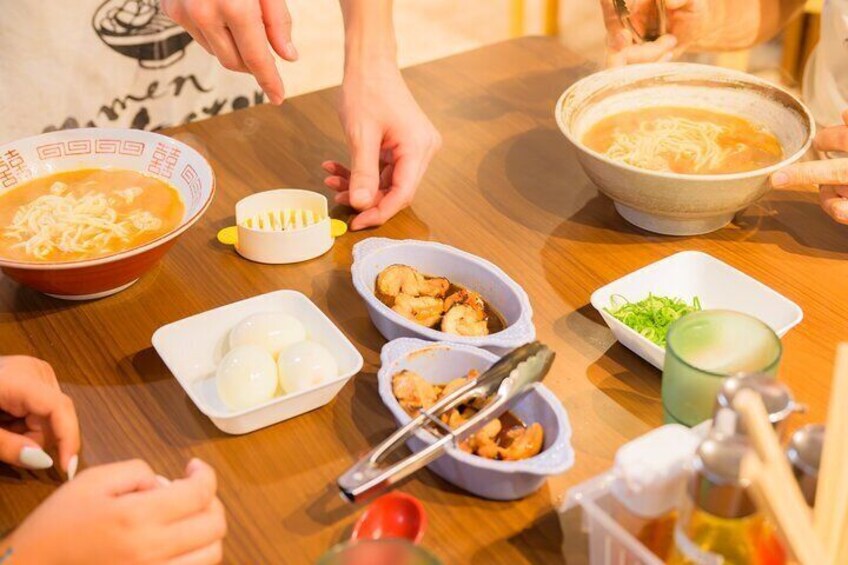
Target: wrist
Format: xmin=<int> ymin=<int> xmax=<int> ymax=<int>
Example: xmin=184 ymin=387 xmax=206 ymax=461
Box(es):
xmin=0 ymin=531 xmax=46 ymax=564
xmin=340 ymin=0 xmax=398 ymax=76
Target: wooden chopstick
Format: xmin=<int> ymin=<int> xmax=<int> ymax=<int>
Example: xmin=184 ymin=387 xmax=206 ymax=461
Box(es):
xmin=733 ymin=389 xmax=827 ymax=565
xmin=741 ymin=453 xmax=819 ymax=565
xmin=815 ymin=343 xmax=848 ymax=565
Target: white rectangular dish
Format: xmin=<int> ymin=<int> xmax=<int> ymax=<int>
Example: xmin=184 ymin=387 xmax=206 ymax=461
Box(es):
xmin=152 ymin=290 xmax=364 ymax=434
xmin=590 ymin=251 xmax=803 ymax=370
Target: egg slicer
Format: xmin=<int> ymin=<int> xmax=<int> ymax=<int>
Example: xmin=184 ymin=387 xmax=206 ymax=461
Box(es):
xmin=337 ymin=342 xmax=556 ymax=503
xmin=217 ymin=189 xmax=347 ymax=264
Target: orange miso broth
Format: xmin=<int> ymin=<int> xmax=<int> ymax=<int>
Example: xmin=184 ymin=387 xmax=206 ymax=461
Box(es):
xmin=0 ymin=169 xmax=184 ymax=263
xmin=582 ymin=107 xmax=783 ymax=175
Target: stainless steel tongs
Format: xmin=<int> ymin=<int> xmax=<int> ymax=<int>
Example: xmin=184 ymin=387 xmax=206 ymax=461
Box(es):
xmin=337 ymin=342 xmax=555 ymax=503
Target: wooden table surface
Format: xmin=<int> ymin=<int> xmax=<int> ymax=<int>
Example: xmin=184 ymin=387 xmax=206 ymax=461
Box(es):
xmin=2 ymin=37 xmax=847 ymax=564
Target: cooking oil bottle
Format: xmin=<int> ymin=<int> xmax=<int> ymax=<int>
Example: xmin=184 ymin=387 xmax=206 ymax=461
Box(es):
xmin=668 ymin=409 xmax=786 ymax=565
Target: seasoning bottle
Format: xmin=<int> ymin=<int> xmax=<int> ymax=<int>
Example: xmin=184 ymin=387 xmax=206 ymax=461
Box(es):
xmin=714 ymin=373 xmax=799 ymax=436
xmin=609 ymin=424 xmax=701 ymax=560
xmin=668 ymin=409 xmax=786 ymax=565
xmin=787 ymin=424 xmax=824 ymax=507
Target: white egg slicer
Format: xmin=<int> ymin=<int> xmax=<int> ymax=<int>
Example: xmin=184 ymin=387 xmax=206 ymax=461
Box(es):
xmin=217 ymin=189 xmax=347 ymax=264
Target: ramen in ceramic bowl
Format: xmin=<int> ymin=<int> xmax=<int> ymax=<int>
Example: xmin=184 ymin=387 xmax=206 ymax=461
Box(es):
xmin=0 ymin=128 xmax=214 ymax=299
xmin=556 ymin=63 xmax=814 ymax=236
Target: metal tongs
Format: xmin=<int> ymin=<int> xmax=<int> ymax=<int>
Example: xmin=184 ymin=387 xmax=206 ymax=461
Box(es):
xmin=613 ymin=0 xmax=667 ymax=43
xmin=337 ymin=342 xmax=555 ymax=503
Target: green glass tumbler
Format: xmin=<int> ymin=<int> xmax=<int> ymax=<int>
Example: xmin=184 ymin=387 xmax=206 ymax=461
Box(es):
xmin=317 ymin=540 xmax=441 ymax=565
xmin=662 ymin=310 xmax=782 ymax=427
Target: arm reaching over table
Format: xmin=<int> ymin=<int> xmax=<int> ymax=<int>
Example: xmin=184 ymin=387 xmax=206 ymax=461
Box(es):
xmin=600 ymin=0 xmax=805 ymax=67
xmin=1 ymin=458 xmax=227 ymax=564
xmin=322 ymin=0 xmax=441 ymax=231
xmin=0 ymin=356 xmax=79 ymax=478
xmin=161 ymin=0 xmax=297 ymax=105
xmin=772 ymin=109 xmax=848 ymax=225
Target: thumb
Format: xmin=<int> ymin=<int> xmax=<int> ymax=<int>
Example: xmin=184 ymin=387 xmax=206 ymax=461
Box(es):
xmin=0 ymin=427 xmax=52 ymax=470
xmin=347 ymin=128 xmax=381 ymax=210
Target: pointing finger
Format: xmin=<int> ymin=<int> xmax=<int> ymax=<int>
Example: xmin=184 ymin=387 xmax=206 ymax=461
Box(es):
xmin=771 ymin=159 xmax=848 ymax=188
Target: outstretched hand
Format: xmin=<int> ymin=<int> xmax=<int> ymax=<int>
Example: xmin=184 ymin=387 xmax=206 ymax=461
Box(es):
xmin=772 ymin=110 xmax=848 ymax=224
xmin=162 ymin=0 xmax=297 ymax=104
xmin=322 ymin=66 xmax=441 ymax=230
xmin=0 ymin=356 xmax=80 ymax=477
xmin=601 ymin=0 xmax=709 ymax=67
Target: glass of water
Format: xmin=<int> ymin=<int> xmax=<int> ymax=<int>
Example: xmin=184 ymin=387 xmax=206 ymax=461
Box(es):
xmin=662 ymin=310 xmax=782 ymax=427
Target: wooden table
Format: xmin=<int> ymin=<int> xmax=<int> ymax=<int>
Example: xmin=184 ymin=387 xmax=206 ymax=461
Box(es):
xmin=2 ymin=37 xmax=847 ymax=563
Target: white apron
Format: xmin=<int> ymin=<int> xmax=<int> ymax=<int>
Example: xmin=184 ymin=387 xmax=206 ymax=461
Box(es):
xmin=0 ymin=0 xmax=262 ymax=144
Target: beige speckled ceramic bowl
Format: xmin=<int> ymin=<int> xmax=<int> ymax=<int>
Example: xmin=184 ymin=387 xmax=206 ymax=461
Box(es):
xmin=556 ymin=63 xmax=815 ymax=236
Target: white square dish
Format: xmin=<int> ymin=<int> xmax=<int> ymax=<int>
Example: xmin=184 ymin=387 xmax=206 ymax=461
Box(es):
xmin=152 ymin=290 xmax=364 ymax=434
xmin=590 ymin=251 xmax=803 ymax=370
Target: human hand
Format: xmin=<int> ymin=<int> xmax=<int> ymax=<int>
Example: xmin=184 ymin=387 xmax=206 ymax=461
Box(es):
xmin=161 ymin=0 xmax=297 ymax=104
xmin=0 ymin=356 xmax=79 ymax=477
xmin=322 ymin=66 xmax=441 ymax=230
xmin=771 ymin=110 xmax=848 ymax=224
xmin=601 ymin=0 xmax=710 ymax=67
xmin=3 ymin=458 xmax=226 ymax=564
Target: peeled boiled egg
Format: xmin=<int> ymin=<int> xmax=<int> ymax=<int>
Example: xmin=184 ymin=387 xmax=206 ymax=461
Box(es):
xmin=216 ymin=345 xmax=278 ymax=411
xmin=277 ymin=341 xmax=339 ymax=394
xmin=229 ymin=313 xmax=307 ymax=358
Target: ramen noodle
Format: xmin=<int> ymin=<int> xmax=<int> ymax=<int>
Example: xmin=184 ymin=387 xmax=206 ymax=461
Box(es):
xmin=582 ymin=107 xmax=784 ymax=174
xmin=0 ymin=169 xmax=184 ymax=262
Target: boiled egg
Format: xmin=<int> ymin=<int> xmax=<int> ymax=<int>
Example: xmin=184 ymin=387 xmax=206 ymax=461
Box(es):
xmin=216 ymin=345 xmax=278 ymax=411
xmin=229 ymin=313 xmax=307 ymax=358
xmin=278 ymin=341 xmax=339 ymax=394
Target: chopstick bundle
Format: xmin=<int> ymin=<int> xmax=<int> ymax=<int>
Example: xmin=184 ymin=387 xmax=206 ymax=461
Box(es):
xmin=815 ymin=343 xmax=848 ymax=565
xmin=734 ymin=389 xmax=827 ymax=565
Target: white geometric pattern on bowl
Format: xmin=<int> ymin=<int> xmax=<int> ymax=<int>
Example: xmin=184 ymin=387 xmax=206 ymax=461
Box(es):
xmin=0 ymin=128 xmax=215 ymax=298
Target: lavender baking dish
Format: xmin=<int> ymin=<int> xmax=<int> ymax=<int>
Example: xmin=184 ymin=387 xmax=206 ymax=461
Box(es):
xmin=377 ymin=338 xmax=574 ymax=500
xmin=352 ymin=238 xmax=535 ymax=355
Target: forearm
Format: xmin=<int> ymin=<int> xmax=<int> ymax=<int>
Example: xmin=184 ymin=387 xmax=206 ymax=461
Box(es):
xmin=339 ymin=0 xmax=397 ymax=73
xmin=694 ymin=0 xmax=806 ymax=51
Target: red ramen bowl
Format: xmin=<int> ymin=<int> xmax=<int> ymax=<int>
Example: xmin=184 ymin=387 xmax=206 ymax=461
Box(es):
xmin=0 ymin=128 xmax=215 ymax=300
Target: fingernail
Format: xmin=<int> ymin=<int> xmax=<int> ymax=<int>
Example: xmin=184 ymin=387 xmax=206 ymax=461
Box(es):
xmin=661 ymin=52 xmax=674 ymax=62
xmin=772 ymin=171 xmax=789 ymax=187
xmin=664 ymin=35 xmax=678 ymax=47
xmin=67 ymin=455 xmax=79 ymax=481
xmin=286 ymin=42 xmax=298 ymax=61
xmin=155 ymin=474 xmax=172 ymax=487
xmin=187 ymin=457 xmax=203 ymax=472
xmin=20 ymin=446 xmax=53 ymax=470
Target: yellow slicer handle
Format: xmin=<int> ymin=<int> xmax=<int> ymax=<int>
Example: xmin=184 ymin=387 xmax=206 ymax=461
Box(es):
xmin=217 ymin=226 xmax=238 ymax=246
xmin=330 ymin=219 xmax=348 ymax=238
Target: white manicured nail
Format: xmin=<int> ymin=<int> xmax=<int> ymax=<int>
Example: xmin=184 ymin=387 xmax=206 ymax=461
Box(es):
xmin=155 ymin=474 xmax=172 ymax=487
xmin=67 ymin=455 xmax=79 ymax=480
xmin=20 ymin=447 xmax=53 ymax=470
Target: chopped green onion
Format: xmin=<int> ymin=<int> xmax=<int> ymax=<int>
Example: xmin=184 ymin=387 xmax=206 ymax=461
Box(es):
xmin=605 ymin=294 xmax=702 ymax=347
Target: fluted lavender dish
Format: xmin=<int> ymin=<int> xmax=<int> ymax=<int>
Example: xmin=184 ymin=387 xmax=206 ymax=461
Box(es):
xmin=377 ymin=338 xmax=574 ymax=500
xmin=352 ymin=238 xmax=535 ymax=355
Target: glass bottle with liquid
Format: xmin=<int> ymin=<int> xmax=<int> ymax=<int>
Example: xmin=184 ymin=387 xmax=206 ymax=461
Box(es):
xmin=668 ymin=411 xmax=786 ymax=565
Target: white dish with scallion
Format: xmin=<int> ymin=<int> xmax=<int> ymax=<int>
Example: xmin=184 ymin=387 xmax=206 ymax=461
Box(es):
xmin=590 ymin=251 xmax=803 ymax=369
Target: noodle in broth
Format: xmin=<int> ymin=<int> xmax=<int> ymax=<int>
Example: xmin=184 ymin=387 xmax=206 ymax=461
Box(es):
xmin=0 ymin=169 xmax=184 ymax=263
xmin=582 ymin=107 xmax=784 ymax=175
